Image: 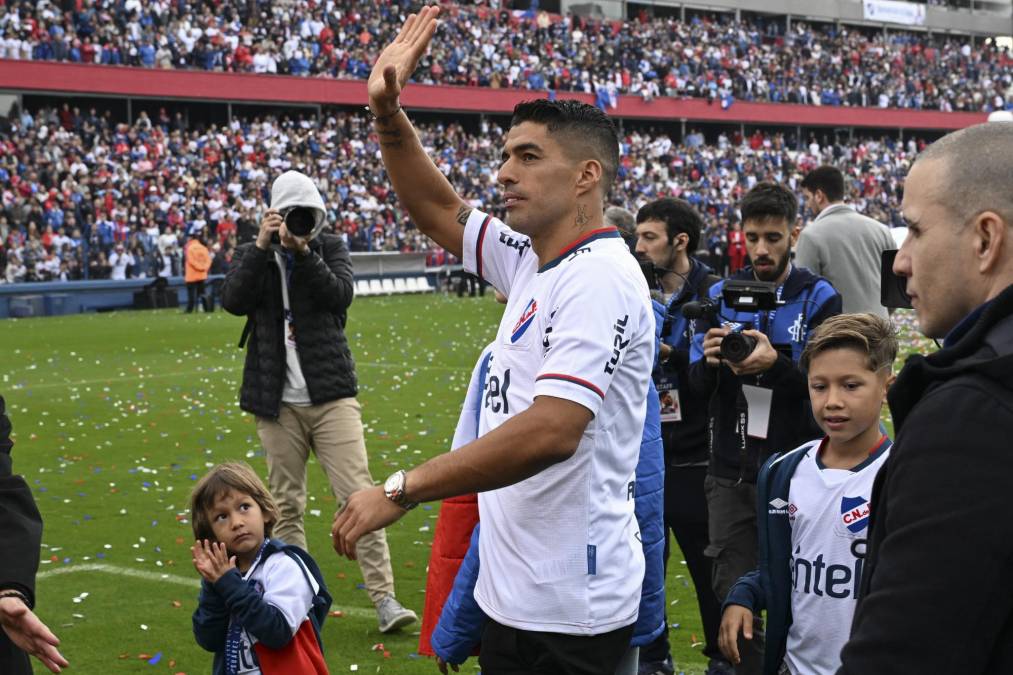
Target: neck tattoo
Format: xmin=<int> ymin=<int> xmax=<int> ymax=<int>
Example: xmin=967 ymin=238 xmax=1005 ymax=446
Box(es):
xmin=575 ymin=204 xmax=590 ymax=227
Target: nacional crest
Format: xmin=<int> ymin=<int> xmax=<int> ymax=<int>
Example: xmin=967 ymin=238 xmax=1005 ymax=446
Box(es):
xmin=841 ymin=496 xmax=871 ymax=534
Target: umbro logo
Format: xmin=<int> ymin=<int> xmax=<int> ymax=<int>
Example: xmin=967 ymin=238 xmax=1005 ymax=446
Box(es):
xmin=768 ymin=497 xmax=789 ymax=515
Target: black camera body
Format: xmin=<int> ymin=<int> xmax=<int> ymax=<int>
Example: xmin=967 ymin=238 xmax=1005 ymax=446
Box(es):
xmin=682 ymin=280 xmax=781 ymax=364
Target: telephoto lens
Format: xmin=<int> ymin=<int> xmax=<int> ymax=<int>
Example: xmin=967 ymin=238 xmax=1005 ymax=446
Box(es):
xmin=284 ymin=207 xmax=316 ymax=237
xmin=720 ymin=331 xmax=758 ymax=363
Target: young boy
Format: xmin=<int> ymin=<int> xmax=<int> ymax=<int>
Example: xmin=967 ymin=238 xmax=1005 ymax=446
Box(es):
xmin=190 ymin=462 xmax=332 ymax=675
xmin=718 ymin=314 xmax=897 ymax=675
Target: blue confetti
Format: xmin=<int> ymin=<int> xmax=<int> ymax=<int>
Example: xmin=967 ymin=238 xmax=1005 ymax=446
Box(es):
xmin=147 ymin=651 xmax=162 ymax=665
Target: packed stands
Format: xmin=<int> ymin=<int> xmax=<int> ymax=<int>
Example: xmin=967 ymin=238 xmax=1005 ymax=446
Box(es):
xmin=1 ymin=1 xmax=1010 ymax=113
xmin=0 ymin=104 xmax=922 ymax=283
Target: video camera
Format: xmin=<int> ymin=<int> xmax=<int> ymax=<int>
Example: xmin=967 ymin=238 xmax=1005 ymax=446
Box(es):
xmin=682 ymin=280 xmax=781 ymax=363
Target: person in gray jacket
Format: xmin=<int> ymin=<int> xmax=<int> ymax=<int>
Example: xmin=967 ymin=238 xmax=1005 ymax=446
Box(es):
xmin=795 ymin=166 xmax=895 ymax=317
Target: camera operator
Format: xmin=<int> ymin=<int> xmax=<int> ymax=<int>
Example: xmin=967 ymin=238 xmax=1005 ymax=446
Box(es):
xmin=221 ymin=170 xmax=418 ymax=633
xmin=633 ymin=198 xmax=728 ymax=675
xmin=687 ymin=183 xmax=841 ymax=675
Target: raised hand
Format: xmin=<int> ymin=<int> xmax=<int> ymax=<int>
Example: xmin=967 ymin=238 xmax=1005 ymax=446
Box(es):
xmin=191 ymin=539 xmax=236 ymax=583
xmin=367 ymin=5 xmax=441 ymax=116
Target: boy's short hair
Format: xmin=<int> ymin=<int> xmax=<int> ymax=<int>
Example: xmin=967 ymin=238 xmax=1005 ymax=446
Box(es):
xmin=800 ymin=313 xmax=899 ymax=373
xmin=189 ymin=462 xmax=279 ymax=542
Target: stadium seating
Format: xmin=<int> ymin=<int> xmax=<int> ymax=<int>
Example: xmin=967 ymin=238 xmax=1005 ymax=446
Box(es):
xmin=0 ymin=104 xmax=922 ymax=285
xmin=0 ymin=2 xmax=1009 ymax=113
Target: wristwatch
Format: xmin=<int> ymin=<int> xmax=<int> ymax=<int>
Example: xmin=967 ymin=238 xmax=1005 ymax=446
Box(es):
xmin=383 ymin=470 xmax=418 ymax=510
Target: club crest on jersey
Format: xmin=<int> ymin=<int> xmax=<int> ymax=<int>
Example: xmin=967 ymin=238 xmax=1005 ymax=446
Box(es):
xmin=841 ymin=496 xmax=871 ymax=534
xmin=511 ymin=298 xmax=538 ymax=343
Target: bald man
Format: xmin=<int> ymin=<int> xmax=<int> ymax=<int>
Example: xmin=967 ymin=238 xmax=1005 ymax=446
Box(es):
xmin=838 ymin=122 xmax=1013 ymax=674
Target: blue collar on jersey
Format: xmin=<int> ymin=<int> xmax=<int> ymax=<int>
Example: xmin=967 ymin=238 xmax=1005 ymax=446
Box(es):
xmin=538 ymin=227 xmax=622 ymax=273
xmin=814 ymin=435 xmax=892 ymax=473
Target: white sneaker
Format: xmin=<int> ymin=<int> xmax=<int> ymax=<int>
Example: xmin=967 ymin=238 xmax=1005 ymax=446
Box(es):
xmin=375 ymin=595 xmax=418 ymax=633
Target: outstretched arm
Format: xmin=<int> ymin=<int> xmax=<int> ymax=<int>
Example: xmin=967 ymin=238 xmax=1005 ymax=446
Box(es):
xmin=369 ymin=6 xmax=470 ymax=258
xmin=0 ymin=597 xmax=69 ymax=673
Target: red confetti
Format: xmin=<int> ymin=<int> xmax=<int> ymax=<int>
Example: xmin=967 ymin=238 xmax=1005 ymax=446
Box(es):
xmin=328 ymin=610 xmax=344 ymax=618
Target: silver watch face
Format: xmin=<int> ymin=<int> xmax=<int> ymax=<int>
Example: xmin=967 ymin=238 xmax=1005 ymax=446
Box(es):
xmin=384 ymin=471 xmax=402 ymax=496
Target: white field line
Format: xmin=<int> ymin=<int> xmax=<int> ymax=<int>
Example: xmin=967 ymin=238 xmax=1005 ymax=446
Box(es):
xmin=8 ymin=361 xmax=469 ymax=390
xmin=37 ymin=563 xmax=376 ymax=619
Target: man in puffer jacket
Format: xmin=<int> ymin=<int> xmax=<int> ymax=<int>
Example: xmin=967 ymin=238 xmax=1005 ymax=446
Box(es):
xmin=222 ymin=171 xmax=416 ymax=633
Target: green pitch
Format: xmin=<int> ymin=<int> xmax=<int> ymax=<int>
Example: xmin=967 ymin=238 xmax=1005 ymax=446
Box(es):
xmin=3 ymin=294 xmax=720 ymax=675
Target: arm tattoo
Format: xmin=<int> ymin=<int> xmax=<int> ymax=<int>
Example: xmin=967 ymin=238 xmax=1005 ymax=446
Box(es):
xmin=376 ymin=119 xmax=403 ymax=149
xmin=456 ymin=205 xmax=473 ymax=227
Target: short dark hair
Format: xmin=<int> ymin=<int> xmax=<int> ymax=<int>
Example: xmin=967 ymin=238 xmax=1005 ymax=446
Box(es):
xmin=636 ymin=198 xmax=703 ymax=253
xmin=800 ymin=165 xmax=845 ymax=203
xmin=511 ymin=99 xmax=620 ymax=191
xmin=739 ymin=182 xmax=798 ymax=227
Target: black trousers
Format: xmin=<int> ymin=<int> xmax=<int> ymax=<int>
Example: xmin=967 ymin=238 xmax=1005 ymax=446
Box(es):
xmin=479 ymin=620 xmax=634 ymax=675
xmin=641 ymin=464 xmax=723 ymax=664
xmin=185 ymin=280 xmax=207 ymax=313
xmin=704 ymin=475 xmax=765 ymax=675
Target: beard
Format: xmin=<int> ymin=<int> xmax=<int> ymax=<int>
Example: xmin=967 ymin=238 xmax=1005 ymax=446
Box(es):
xmin=752 ymin=253 xmax=789 ymax=282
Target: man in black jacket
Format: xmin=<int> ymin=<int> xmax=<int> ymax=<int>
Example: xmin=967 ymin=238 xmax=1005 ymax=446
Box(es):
xmin=838 ymin=123 xmax=1013 ymax=673
xmin=0 ymin=395 xmax=68 ymax=674
xmin=634 ymin=198 xmax=730 ymax=675
xmin=222 ymin=171 xmax=417 ymax=633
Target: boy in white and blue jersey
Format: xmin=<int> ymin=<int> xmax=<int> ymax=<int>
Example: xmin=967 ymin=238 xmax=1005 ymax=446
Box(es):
xmin=718 ymin=314 xmax=898 ymax=675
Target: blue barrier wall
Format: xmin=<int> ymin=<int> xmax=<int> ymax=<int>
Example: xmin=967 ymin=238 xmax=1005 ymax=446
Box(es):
xmin=0 ymin=271 xmax=450 ymax=319
xmin=0 ymin=276 xmax=223 ymax=318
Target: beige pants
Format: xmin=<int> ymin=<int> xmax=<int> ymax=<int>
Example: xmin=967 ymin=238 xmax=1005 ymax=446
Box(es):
xmin=256 ymin=398 xmax=394 ymax=604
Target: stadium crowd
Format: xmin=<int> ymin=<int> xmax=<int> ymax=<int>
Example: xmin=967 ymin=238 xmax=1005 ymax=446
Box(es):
xmin=0 ymin=1 xmax=1010 ymax=113
xmin=0 ymin=103 xmax=920 ymax=283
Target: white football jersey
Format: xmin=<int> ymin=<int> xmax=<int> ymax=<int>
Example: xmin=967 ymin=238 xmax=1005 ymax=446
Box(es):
xmin=462 ymin=209 xmax=654 ymax=635
xmin=784 ymin=436 xmax=890 ymax=675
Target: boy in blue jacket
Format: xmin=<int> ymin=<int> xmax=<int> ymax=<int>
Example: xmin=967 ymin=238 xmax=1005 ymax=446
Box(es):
xmin=718 ymin=314 xmax=896 ymax=675
xmin=190 ymin=462 xmax=331 ymax=675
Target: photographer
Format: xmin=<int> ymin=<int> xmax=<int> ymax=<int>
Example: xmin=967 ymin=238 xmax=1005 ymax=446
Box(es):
xmin=633 ymin=198 xmax=728 ymax=675
xmin=687 ymin=183 xmax=841 ymax=675
xmin=221 ymin=171 xmax=417 ymax=633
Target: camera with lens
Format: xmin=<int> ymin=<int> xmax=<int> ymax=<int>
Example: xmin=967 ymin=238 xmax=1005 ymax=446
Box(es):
xmin=682 ymin=280 xmax=780 ymax=364
xmin=282 ymin=207 xmax=317 ymax=238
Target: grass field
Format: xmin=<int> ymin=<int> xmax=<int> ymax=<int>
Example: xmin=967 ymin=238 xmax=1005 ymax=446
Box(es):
xmin=3 ymin=294 xmax=727 ymax=675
